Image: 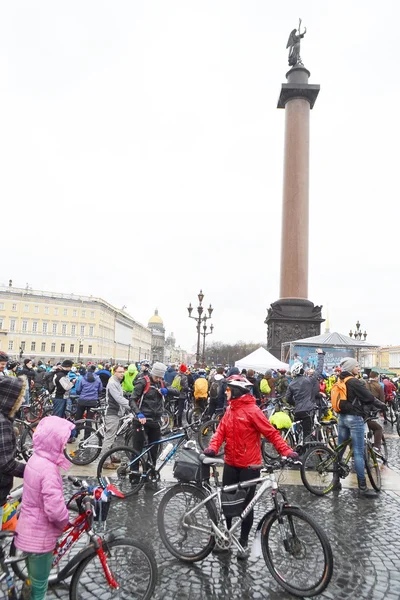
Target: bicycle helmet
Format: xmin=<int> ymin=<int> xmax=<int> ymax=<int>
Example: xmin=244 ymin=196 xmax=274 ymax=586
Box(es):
xmin=0 ymin=352 xmax=9 ymax=363
xmin=291 ymin=362 xmax=304 ymax=377
xmin=225 ymin=374 xmax=253 ymax=399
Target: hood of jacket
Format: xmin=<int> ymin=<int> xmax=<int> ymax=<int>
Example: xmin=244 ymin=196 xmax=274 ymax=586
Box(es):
xmin=213 ymin=374 xmax=224 ymax=382
xmin=229 ymin=393 xmax=255 ymax=410
xmin=33 ymin=416 xmax=74 ymax=470
xmin=227 ymin=367 xmax=240 ymax=377
xmin=127 ymin=364 xmax=138 ymax=377
xmin=166 ymin=366 xmax=176 ymax=374
xmin=0 ymin=377 xmax=26 ymax=418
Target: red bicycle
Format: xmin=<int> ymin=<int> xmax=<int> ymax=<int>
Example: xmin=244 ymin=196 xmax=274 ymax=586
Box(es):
xmin=10 ymin=477 xmax=157 ymax=599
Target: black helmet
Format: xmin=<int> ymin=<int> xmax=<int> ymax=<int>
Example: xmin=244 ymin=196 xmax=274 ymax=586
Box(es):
xmin=0 ymin=352 xmax=9 ymax=363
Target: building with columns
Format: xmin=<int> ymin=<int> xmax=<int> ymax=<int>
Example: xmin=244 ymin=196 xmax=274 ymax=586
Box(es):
xmin=148 ymin=309 xmax=166 ymax=364
xmin=0 ymin=281 xmax=151 ymax=364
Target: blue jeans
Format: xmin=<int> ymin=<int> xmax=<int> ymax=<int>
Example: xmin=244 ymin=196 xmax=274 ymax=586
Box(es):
xmin=338 ymin=414 xmax=365 ymax=482
xmin=52 ymin=397 xmax=66 ymax=418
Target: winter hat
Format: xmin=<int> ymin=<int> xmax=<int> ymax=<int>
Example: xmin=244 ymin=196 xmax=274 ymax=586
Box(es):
xmin=151 ymin=362 xmax=167 ymax=378
xmin=23 ymin=358 xmax=32 ymax=366
xmin=62 ymin=359 xmax=73 ymax=368
xmin=179 ymin=364 xmax=187 ymax=373
xmin=340 ymin=358 xmax=359 ymax=373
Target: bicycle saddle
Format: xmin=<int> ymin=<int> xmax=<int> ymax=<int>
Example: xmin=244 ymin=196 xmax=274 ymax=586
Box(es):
xmin=200 ymin=455 xmax=224 ymax=466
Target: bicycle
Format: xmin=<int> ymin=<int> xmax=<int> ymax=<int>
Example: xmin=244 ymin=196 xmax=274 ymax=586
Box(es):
xmin=64 ymin=408 xmax=138 ymax=465
xmin=97 ymin=422 xmax=196 ymax=497
xmin=158 ymin=454 xmax=333 ymax=598
xmin=300 ymin=423 xmax=381 ymax=495
xmin=10 ymin=476 xmax=157 ymax=600
xmin=196 ymin=409 xmax=225 ymax=456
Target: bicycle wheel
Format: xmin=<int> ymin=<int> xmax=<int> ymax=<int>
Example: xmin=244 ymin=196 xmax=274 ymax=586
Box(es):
xmin=262 ymin=430 xmax=294 ymax=463
xmin=64 ymin=421 xmax=103 ymax=465
xmin=388 ymin=403 xmax=396 ymax=425
xmin=20 ymin=426 xmax=34 ymax=462
xmin=23 ymin=398 xmax=43 ymax=423
xmin=70 ymin=537 xmax=157 ymax=600
xmin=97 ymin=445 xmax=147 ymax=497
xmin=158 ymin=483 xmax=217 ymax=562
xmin=261 ymin=506 xmax=333 ymax=597
xmin=197 ymin=419 xmax=225 ymax=456
xmin=381 ymin=434 xmax=388 ymax=464
xmin=365 ymin=445 xmax=381 ymax=491
xmin=300 ymin=445 xmax=336 ymax=496
xmin=160 ymin=409 xmax=174 ymax=434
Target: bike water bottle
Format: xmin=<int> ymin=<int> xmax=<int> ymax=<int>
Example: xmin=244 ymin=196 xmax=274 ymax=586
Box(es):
xmin=159 ymin=442 xmax=174 ymax=462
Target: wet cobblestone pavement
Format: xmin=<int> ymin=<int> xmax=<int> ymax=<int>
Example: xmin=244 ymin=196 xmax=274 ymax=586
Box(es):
xmin=34 ymin=471 xmax=400 ymax=600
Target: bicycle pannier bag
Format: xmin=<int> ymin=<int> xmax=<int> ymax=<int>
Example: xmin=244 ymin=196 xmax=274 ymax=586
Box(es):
xmin=221 ymin=490 xmax=247 ymax=518
xmin=173 ymin=448 xmax=210 ymax=483
xmin=330 ymin=376 xmax=353 ymax=413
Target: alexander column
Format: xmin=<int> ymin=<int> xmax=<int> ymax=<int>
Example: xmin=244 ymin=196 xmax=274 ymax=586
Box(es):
xmin=266 ymin=21 xmax=324 ymax=359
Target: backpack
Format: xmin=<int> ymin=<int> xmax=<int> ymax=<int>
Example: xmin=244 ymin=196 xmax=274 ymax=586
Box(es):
xmin=171 ymin=375 xmax=182 ymax=392
xmin=330 ymin=376 xmax=353 ymax=412
xmin=43 ymin=371 xmax=56 ymax=394
xmin=137 ymin=375 xmax=151 ymax=409
xmin=209 ymin=378 xmax=222 ymax=399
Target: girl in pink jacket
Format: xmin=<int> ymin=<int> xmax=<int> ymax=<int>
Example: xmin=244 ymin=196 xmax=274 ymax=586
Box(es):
xmin=15 ymin=416 xmax=74 ymax=600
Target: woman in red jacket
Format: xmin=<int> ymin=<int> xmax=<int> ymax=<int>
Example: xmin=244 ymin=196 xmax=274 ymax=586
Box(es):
xmin=204 ymin=375 xmax=297 ymax=558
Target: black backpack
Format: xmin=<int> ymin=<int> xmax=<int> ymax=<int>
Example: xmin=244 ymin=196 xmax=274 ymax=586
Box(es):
xmin=43 ymin=371 xmax=56 ymax=394
xmin=209 ymin=377 xmax=223 ymax=399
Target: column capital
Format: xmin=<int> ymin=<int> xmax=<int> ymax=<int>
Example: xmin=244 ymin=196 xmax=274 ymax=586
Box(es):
xmin=277 ymin=83 xmax=320 ymax=109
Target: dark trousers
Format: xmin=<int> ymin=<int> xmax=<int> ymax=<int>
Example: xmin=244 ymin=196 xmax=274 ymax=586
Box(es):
xmin=368 ymin=420 xmax=383 ymax=449
xmin=194 ymin=398 xmax=207 ymax=415
xmin=294 ymin=411 xmax=313 ymax=442
xmin=75 ymin=404 xmax=96 ymax=422
xmin=207 ymin=397 xmax=217 ymax=418
xmin=131 ymin=421 xmax=161 ymax=464
xmin=222 ymin=464 xmax=260 ymax=543
xmin=177 ymin=396 xmax=185 ymax=427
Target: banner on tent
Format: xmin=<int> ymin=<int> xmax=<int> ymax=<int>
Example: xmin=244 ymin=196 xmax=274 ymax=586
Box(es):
xmin=291 ymin=346 xmax=355 ymax=372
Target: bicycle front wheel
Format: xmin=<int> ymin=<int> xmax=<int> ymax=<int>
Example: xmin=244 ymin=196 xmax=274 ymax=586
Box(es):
xmin=262 ymin=429 xmax=294 ymax=463
xmin=158 ymin=483 xmax=217 ymax=562
xmin=197 ymin=419 xmax=225 ymax=456
xmin=20 ymin=426 xmax=34 ymax=462
xmin=64 ymin=421 xmax=103 ymax=465
xmin=261 ymin=506 xmax=333 ymax=597
xmin=300 ymin=445 xmax=336 ymax=496
xmin=365 ymin=445 xmax=381 ymax=491
xmin=69 ymin=537 xmax=157 ymax=600
xmin=97 ymin=445 xmax=147 ymax=497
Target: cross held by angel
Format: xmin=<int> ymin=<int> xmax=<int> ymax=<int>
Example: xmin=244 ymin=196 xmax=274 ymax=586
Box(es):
xmin=287 ymin=19 xmax=307 ymax=67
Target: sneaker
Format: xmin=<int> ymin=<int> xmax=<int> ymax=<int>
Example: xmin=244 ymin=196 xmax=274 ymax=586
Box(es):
xmin=237 ymin=539 xmax=249 ymax=560
xmin=103 ymin=462 xmax=117 ymax=470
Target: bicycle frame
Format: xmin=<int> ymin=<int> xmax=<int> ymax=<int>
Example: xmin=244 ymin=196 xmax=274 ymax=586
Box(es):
xmin=181 ymin=473 xmax=278 ymax=542
xmin=129 ymin=430 xmax=188 ymax=474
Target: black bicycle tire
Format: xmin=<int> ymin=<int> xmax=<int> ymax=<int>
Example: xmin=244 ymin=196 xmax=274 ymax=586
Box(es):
xmin=197 ymin=419 xmax=225 ymax=456
xmin=64 ymin=423 xmax=103 ymax=466
xmin=300 ymin=445 xmax=336 ymax=496
xmin=20 ymin=426 xmax=35 ymax=462
xmin=97 ymin=445 xmax=147 ymax=497
xmin=382 ymin=435 xmax=389 ymax=464
xmin=157 ymin=483 xmax=217 ymax=562
xmin=160 ymin=409 xmax=174 ymax=434
xmin=261 ymin=506 xmax=333 ymax=597
xmin=365 ymin=445 xmax=381 ymax=491
xmin=69 ymin=537 xmax=157 ymax=600
xmin=388 ymin=404 xmax=396 ymax=425
xmin=262 ymin=429 xmax=293 ymax=462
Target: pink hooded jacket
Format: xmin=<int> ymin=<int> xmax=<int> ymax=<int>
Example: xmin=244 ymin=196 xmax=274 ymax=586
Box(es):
xmin=15 ymin=416 xmax=74 ymax=553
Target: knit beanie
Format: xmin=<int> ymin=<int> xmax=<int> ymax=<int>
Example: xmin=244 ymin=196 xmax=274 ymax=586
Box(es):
xmin=340 ymin=358 xmax=359 ymax=373
xmin=62 ymin=359 xmax=73 ymax=368
xmin=180 ymin=364 xmax=187 ymax=373
xmin=151 ymin=362 xmax=167 ymax=378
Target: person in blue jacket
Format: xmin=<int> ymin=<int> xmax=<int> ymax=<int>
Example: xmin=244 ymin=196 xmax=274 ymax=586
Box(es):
xmin=75 ymin=365 xmax=103 ymax=423
xmin=164 ymin=365 xmax=177 ymax=386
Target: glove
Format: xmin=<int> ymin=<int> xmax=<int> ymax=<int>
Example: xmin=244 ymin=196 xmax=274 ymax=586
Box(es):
xmin=204 ymin=448 xmax=216 ymax=457
xmin=160 ymin=387 xmax=169 ymax=396
xmin=287 ymin=452 xmax=300 ymax=460
xmin=137 ymin=413 xmax=145 ymax=419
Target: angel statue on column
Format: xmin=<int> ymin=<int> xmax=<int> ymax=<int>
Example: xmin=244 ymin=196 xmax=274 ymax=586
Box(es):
xmin=287 ymin=19 xmax=307 ymax=67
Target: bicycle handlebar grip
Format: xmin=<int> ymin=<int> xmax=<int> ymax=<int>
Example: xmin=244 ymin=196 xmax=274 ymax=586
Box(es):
xmin=68 ymin=476 xmax=82 ymax=487
xmin=82 ymin=495 xmax=93 ymax=515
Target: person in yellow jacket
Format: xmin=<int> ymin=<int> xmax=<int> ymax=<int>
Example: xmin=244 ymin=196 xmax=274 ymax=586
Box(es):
xmin=121 ymin=363 xmax=138 ymax=394
xmin=194 ymin=370 xmax=208 ymax=416
xmin=259 ymin=376 xmax=271 ymax=396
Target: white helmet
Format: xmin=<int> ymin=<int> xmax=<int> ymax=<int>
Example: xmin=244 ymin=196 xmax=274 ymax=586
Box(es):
xmin=291 ymin=362 xmax=304 ymax=377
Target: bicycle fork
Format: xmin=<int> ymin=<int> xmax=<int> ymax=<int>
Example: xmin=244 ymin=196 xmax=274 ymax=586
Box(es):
xmin=93 ymin=536 xmax=119 ymax=589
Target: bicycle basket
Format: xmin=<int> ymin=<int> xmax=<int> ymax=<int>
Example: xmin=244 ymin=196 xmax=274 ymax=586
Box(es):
xmin=221 ymin=490 xmax=247 ymax=518
xmin=76 ymin=494 xmax=111 ymax=522
xmin=173 ymin=447 xmax=210 ymax=483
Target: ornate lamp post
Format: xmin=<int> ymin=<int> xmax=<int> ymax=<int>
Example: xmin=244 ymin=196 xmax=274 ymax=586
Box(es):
xmin=201 ymin=317 xmax=214 ymax=365
xmin=349 ymin=321 xmax=368 ymax=364
xmin=187 ymin=290 xmax=213 ymax=365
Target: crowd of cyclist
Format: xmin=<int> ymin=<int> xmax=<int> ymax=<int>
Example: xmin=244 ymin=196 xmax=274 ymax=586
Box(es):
xmin=0 ymin=348 xmax=399 ymax=596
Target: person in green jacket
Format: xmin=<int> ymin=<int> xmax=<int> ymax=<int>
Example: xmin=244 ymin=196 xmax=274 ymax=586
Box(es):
xmin=121 ymin=363 xmax=138 ymax=394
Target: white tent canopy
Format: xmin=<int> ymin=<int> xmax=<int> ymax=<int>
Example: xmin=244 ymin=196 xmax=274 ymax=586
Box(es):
xmin=235 ymin=347 xmax=289 ymax=373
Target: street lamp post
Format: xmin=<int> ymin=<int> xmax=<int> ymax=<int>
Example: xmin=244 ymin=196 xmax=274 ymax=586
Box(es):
xmin=201 ymin=317 xmax=214 ymax=365
xmin=187 ymin=290 xmax=213 ymax=365
xmin=349 ymin=321 xmax=368 ymax=363
xmin=77 ymin=337 xmax=84 ymax=363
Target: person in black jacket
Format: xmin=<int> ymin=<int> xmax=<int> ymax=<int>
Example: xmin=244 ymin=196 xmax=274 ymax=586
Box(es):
xmin=0 ymin=377 xmax=26 ymax=513
xmin=21 ymin=358 xmax=35 ymax=405
xmin=335 ymin=358 xmax=386 ymax=497
xmin=130 ymin=361 xmax=167 ymax=464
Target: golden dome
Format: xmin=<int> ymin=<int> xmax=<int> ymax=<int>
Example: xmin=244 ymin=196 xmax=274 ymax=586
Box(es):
xmin=148 ymin=309 xmax=163 ymax=325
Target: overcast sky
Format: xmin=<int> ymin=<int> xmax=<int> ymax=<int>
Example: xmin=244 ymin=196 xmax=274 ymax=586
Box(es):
xmin=0 ymin=1 xmax=398 ymax=352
